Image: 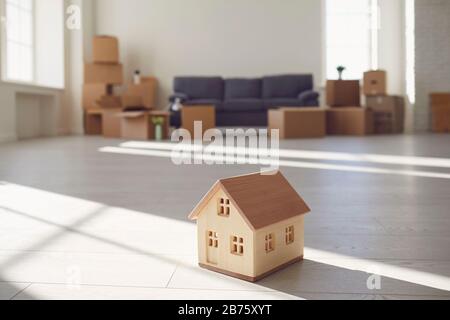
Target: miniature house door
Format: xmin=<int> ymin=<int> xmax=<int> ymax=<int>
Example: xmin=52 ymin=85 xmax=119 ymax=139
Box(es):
xmin=207 ymin=231 xmax=219 ymax=265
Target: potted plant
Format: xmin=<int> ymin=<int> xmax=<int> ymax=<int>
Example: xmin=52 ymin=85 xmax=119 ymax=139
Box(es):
xmin=151 ymin=116 xmax=165 ymax=141
xmin=337 ymin=66 xmax=346 ymax=80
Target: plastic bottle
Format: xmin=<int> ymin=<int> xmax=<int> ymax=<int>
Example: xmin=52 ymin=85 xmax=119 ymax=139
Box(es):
xmin=133 ymin=70 xmax=141 ymax=85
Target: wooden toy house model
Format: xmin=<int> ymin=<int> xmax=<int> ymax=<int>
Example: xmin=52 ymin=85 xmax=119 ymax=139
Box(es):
xmin=188 ymin=171 xmax=311 ymax=282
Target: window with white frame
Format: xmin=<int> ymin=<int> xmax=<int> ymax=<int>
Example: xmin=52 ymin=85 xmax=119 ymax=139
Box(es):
xmin=326 ymin=0 xmax=379 ymax=80
xmin=1 ymin=0 xmax=64 ymax=88
xmin=4 ymin=0 xmax=34 ymax=82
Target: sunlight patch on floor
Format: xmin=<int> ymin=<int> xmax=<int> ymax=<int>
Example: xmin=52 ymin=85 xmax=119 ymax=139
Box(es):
xmin=99 ymin=146 xmax=450 ymax=180
xmin=1 ymin=181 xmax=449 ymax=298
xmin=120 ymin=141 xmax=450 ymax=169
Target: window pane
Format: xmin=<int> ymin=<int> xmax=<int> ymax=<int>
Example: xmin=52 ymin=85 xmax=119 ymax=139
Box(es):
xmin=5 ymin=0 xmax=34 ymax=82
xmin=7 ymin=43 xmax=33 ymax=82
xmin=6 ymin=0 xmax=21 ymax=6
xmin=327 ymin=0 xmax=371 ymax=14
xmin=20 ymin=45 xmax=33 ymax=81
xmin=20 ymin=0 xmax=32 ymax=10
xmin=327 ymin=46 xmax=371 ymax=80
xmin=6 ymin=42 xmax=20 ymax=80
xmin=326 ymin=0 xmax=375 ymax=80
xmin=20 ymin=11 xmax=33 ymax=46
xmin=326 ymin=15 xmax=371 ymax=47
xmin=6 ymin=3 xmax=20 ymax=42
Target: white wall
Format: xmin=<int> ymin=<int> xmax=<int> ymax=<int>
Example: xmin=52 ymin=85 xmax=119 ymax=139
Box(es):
xmin=95 ymin=0 xmax=324 ymax=108
xmin=35 ymin=0 xmax=65 ymax=89
xmin=63 ymin=0 xmax=96 ymax=135
xmin=378 ymin=0 xmax=416 ymax=132
xmin=415 ymin=0 xmax=450 ymax=131
xmin=378 ymin=0 xmax=405 ymax=96
xmin=16 ymin=93 xmax=56 ymax=140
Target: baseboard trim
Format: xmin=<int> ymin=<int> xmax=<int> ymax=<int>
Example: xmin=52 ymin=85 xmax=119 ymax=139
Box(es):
xmin=199 ymin=256 xmax=303 ymax=283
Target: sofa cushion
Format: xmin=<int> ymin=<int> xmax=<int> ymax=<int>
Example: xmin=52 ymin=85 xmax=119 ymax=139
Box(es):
xmin=224 ymin=78 xmax=262 ymax=99
xmin=223 ymin=99 xmax=264 ymax=112
xmin=264 ymin=98 xmax=308 ymax=110
xmin=184 ymin=99 xmax=224 ymax=111
xmin=262 ymin=75 xmax=314 ymax=99
xmin=174 ymin=77 xmax=224 ymax=100
xmin=216 ymin=112 xmax=268 ymax=127
xmin=298 ymin=90 xmax=319 ymax=102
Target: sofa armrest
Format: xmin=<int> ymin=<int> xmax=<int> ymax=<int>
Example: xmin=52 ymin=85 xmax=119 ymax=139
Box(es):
xmin=169 ymin=92 xmax=190 ymax=103
xmin=298 ymin=90 xmax=319 ymax=104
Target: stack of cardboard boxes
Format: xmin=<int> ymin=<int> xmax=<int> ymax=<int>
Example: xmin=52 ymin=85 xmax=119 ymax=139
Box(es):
xmin=364 ymin=70 xmax=405 ymax=134
xmin=430 ymin=93 xmax=450 ymax=133
xmin=119 ymin=78 xmax=170 ymax=140
xmin=326 ymin=79 xmax=373 ymax=136
xmin=325 ymin=70 xmax=406 ymax=136
xmin=83 ymin=36 xmax=124 ymax=137
xmin=82 ymin=36 xmax=162 ymax=139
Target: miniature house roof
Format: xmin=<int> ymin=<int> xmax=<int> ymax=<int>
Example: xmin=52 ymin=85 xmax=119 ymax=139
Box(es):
xmin=188 ymin=171 xmax=311 ymax=230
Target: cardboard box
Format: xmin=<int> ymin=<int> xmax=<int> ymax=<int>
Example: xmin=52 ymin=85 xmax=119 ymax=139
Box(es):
xmin=98 ymin=95 xmax=122 ymax=109
xmin=102 ymin=109 xmax=122 ymax=138
xmin=364 ymin=70 xmax=387 ymax=96
xmin=431 ymin=105 xmax=450 ymax=133
xmin=84 ymin=63 xmax=123 ymax=85
xmin=126 ymin=78 xmax=158 ymax=109
xmin=366 ymin=96 xmax=405 ymax=134
xmin=431 ymin=93 xmax=450 ymax=106
xmin=181 ymin=105 xmax=216 ymax=138
xmin=268 ymin=108 xmax=326 ymax=139
xmin=120 ymin=111 xmax=170 ymax=140
xmin=83 ymin=84 xmax=113 ymax=110
xmin=84 ymin=109 xmax=103 ymax=135
xmin=93 ymin=36 xmax=119 ymax=64
xmin=122 ymin=95 xmax=144 ymax=110
xmin=430 ymin=93 xmax=450 ymax=133
xmin=326 ymin=80 xmax=361 ymax=107
xmin=326 ymin=107 xmax=374 ymax=136
xmin=141 ymin=77 xmax=156 ymax=84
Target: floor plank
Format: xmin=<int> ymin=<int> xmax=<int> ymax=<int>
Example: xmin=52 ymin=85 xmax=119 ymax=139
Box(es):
xmin=1 ymin=135 xmax=450 ymax=300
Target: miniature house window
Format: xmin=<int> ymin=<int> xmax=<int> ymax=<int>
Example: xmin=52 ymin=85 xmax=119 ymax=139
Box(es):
xmin=231 ymin=236 xmax=244 ymax=256
xmin=208 ymin=231 xmax=219 ymax=248
xmin=218 ymin=198 xmax=231 ymax=217
xmin=286 ymin=226 xmax=295 ymax=245
xmin=265 ymin=233 xmax=275 ymax=253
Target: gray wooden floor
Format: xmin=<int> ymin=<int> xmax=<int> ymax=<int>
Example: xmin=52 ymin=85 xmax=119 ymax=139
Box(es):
xmin=0 ymin=134 xmax=450 ymax=300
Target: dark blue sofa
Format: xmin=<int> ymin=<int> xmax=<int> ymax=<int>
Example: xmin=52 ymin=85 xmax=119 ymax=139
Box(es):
xmin=170 ymin=75 xmax=319 ymax=127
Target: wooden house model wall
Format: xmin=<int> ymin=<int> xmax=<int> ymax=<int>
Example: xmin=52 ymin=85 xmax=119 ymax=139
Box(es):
xmin=189 ymin=171 xmax=311 ymax=282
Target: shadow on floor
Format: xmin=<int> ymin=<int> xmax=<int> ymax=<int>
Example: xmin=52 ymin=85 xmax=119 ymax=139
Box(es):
xmin=1 ymin=136 xmax=450 ymax=299
xmin=257 ymin=259 xmax=450 ymax=299
xmin=1 ymin=204 xmax=449 ymax=300
xmin=0 ymin=279 xmax=33 ymax=300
